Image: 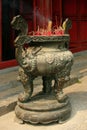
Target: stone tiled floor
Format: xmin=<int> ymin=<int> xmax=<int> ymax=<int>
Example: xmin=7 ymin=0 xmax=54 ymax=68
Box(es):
xmin=0 ymin=76 xmax=87 ymax=130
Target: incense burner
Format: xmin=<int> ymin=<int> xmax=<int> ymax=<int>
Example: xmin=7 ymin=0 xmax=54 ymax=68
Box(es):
xmin=11 ymin=15 xmax=73 ymax=124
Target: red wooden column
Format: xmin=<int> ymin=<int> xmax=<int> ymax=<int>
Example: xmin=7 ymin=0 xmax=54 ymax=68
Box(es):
xmin=59 ymin=0 xmax=62 ymax=25
xmin=52 ymin=0 xmax=63 ymax=27
xmin=33 ymin=0 xmax=52 ymax=30
xmin=44 ymin=0 xmax=52 ymax=20
xmin=0 ymin=0 xmax=2 ymax=61
xmin=33 ymin=0 xmax=37 ymax=31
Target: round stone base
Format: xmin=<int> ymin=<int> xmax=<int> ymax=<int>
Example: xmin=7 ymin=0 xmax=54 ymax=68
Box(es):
xmin=15 ymin=93 xmax=71 ymax=124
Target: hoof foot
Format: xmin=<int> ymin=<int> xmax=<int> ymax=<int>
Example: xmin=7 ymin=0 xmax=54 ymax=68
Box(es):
xmin=56 ymin=92 xmax=68 ymax=103
xmin=18 ymin=93 xmax=31 ymax=103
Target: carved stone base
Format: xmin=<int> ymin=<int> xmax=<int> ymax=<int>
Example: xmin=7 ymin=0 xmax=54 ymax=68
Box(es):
xmin=15 ymin=92 xmax=71 ymax=124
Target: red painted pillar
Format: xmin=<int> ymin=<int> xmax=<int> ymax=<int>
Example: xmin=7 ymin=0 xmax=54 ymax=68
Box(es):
xmin=59 ymin=0 xmax=62 ymax=25
xmin=44 ymin=0 xmax=52 ymax=21
xmin=33 ymin=0 xmax=37 ymax=31
xmin=34 ymin=0 xmax=52 ymax=30
xmin=0 ymin=0 xmax=2 ymax=61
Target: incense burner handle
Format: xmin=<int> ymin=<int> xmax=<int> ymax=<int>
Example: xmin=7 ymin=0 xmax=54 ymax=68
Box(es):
xmin=11 ymin=15 xmax=28 ymax=35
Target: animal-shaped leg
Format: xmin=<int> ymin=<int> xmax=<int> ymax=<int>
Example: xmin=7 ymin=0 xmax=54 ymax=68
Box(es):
xmin=42 ymin=76 xmax=52 ymax=93
xmin=54 ymin=76 xmax=67 ymax=102
xmin=17 ymin=67 xmax=33 ymax=102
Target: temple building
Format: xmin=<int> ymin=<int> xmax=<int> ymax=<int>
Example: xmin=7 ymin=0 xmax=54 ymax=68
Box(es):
xmin=0 ymin=0 xmax=87 ymax=69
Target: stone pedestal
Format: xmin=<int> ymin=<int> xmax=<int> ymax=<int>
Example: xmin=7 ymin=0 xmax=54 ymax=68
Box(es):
xmin=15 ymin=91 xmax=71 ymax=124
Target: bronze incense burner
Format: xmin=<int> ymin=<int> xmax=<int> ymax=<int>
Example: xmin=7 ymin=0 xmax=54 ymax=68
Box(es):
xmin=11 ymin=15 xmax=73 ymax=124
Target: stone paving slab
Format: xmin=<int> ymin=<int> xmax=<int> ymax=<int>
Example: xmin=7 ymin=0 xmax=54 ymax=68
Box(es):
xmin=0 ymin=76 xmax=87 ymax=130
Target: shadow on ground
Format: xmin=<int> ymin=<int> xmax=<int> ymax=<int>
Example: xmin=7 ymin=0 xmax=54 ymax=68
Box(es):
xmin=67 ymin=91 xmax=87 ymax=117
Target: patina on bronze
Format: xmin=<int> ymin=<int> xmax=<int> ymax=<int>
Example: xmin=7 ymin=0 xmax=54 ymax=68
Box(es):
xmin=11 ymin=15 xmax=73 ymax=124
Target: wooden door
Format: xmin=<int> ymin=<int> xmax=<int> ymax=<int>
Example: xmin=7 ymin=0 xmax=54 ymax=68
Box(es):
xmin=20 ymin=0 xmax=34 ymax=32
xmin=0 ymin=0 xmax=34 ymax=69
xmin=2 ymin=0 xmax=20 ymax=61
xmin=62 ymin=0 xmax=87 ymax=52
